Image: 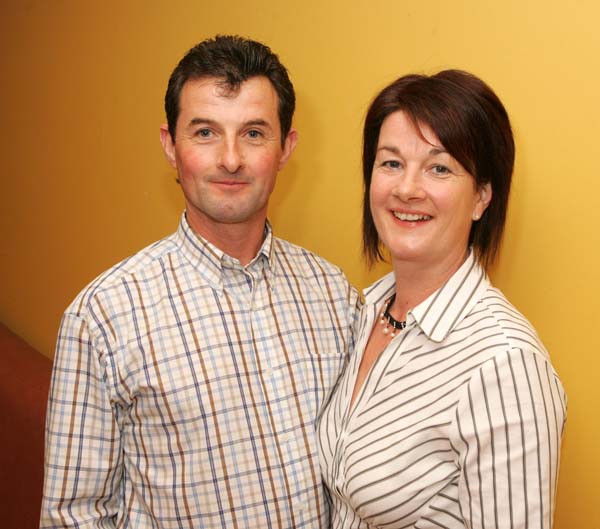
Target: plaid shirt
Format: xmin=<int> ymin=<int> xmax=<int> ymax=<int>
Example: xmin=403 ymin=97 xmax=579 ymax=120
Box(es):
xmin=41 ymin=214 xmax=359 ymax=529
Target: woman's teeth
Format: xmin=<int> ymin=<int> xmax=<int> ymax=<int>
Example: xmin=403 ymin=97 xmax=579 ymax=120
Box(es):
xmin=393 ymin=212 xmax=432 ymax=221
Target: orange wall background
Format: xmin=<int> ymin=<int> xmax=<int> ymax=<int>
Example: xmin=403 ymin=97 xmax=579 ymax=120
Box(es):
xmin=1 ymin=2 xmax=598 ymax=527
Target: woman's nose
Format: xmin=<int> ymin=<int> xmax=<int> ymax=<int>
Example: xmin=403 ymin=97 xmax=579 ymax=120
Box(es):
xmin=392 ymin=167 xmax=425 ymax=201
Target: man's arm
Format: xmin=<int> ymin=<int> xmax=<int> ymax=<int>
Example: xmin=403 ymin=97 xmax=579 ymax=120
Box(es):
xmin=40 ymin=311 xmax=123 ymax=528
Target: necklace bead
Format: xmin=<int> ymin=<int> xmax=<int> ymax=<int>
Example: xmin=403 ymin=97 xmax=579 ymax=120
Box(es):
xmin=379 ymin=294 xmax=406 ymax=337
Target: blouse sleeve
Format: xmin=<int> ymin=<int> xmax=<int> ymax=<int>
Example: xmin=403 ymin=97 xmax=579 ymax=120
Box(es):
xmin=451 ymin=347 xmax=566 ymax=529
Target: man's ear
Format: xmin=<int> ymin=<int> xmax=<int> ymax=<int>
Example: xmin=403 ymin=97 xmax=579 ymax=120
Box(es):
xmin=159 ymin=124 xmax=177 ymax=169
xmin=278 ymin=129 xmax=298 ymax=171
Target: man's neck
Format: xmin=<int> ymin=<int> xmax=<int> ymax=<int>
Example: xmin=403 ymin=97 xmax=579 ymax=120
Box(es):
xmin=186 ymin=210 xmax=267 ymax=266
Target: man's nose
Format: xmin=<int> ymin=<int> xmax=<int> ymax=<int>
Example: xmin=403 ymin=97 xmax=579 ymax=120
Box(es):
xmin=218 ymin=139 xmax=243 ymax=173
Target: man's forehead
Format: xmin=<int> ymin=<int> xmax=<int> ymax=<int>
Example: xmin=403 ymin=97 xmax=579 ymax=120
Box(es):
xmin=186 ymin=76 xmax=240 ymax=99
xmin=181 ymin=75 xmax=276 ymax=100
xmin=177 ymin=76 xmax=281 ymax=132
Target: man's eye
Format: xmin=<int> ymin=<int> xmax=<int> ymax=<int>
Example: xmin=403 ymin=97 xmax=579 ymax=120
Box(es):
xmin=197 ymin=129 xmax=212 ymax=138
xmin=247 ymin=130 xmax=263 ymax=139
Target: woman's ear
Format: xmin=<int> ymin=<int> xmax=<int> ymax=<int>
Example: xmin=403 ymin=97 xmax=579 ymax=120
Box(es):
xmin=473 ymin=182 xmax=492 ymax=220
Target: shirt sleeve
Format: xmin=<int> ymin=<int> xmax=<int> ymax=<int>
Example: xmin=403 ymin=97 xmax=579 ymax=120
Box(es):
xmin=40 ymin=310 xmax=123 ymax=528
xmin=452 ymin=347 xmax=566 ymax=529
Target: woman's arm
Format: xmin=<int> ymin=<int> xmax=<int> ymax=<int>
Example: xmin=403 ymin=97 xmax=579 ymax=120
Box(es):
xmin=452 ymin=348 xmax=566 ymax=529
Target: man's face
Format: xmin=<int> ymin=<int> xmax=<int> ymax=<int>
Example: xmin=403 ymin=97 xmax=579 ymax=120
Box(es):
xmin=160 ymin=76 xmax=296 ymax=240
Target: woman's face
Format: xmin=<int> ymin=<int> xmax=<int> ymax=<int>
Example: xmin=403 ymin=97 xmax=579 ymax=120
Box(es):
xmin=370 ymin=111 xmax=491 ymax=274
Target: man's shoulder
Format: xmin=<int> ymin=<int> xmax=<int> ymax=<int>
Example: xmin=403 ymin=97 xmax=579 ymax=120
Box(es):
xmin=272 ymin=236 xmax=348 ymax=281
xmin=272 ymin=236 xmax=360 ymax=320
xmin=65 ymin=231 xmax=179 ymax=317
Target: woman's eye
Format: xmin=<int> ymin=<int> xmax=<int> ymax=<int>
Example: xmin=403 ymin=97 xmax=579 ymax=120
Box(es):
xmin=432 ymin=165 xmax=451 ymax=175
xmin=383 ymin=160 xmax=401 ymax=169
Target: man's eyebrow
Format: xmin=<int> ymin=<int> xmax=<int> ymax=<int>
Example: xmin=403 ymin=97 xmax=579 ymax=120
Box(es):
xmin=188 ymin=117 xmax=216 ymax=127
xmin=243 ymin=119 xmax=272 ymax=129
xmin=187 ymin=118 xmax=272 ymax=128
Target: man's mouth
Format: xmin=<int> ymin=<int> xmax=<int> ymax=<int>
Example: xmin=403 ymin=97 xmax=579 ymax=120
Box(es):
xmin=212 ymin=179 xmax=248 ymax=187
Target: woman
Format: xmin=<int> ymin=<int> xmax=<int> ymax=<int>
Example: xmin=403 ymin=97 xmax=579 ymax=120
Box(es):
xmin=318 ymin=70 xmax=566 ymax=529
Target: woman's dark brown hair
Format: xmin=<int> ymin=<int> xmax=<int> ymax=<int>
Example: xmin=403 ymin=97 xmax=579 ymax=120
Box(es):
xmin=362 ymin=70 xmax=515 ymax=270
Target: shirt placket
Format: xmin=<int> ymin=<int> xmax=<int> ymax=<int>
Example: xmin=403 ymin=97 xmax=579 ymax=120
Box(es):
xmin=334 ymin=304 xmax=416 ymax=504
xmin=225 ymin=257 xmax=310 ymax=524
xmin=254 ymin=269 xmax=313 ymax=522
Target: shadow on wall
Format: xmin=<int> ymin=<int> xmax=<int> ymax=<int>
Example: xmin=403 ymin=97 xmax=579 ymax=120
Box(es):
xmin=0 ymin=323 xmax=53 ymax=529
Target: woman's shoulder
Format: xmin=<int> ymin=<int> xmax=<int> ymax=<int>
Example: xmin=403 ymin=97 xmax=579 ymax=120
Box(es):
xmin=476 ymin=284 xmax=549 ymax=360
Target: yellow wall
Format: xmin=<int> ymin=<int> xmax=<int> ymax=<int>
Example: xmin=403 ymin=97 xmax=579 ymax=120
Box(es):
xmin=1 ymin=1 xmax=597 ymax=527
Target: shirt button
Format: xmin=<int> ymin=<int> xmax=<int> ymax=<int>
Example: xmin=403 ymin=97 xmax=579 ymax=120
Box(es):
xmin=280 ymin=432 xmax=289 ymax=443
xmin=265 ymin=367 xmax=274 ymax=378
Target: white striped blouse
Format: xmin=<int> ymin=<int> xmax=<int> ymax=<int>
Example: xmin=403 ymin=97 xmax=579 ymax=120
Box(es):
xmin=317 ymin=252 xmax=566 ymax=529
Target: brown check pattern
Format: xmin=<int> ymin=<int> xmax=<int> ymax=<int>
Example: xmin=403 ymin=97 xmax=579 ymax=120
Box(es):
xmin=41 ymin=214 xmax=360 ymax=529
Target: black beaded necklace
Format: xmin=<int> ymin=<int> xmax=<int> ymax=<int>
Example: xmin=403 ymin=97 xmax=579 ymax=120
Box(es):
xmin=379 ymin=293 xmax=406 ymax=338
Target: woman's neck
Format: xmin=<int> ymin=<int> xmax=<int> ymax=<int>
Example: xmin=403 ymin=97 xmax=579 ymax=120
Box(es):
xmin=389 ymin=249 xmax=469 ymax=320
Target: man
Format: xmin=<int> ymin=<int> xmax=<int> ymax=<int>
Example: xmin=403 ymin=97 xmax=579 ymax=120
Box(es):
xmin=40 ymin=35 xmax=359 ymax=528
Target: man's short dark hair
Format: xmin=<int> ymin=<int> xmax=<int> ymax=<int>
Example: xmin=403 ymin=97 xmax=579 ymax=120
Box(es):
xmin=362 ymin=69 xmax=515 ymax=270
xmin=165 ymin=35 xmax=295 ymax=145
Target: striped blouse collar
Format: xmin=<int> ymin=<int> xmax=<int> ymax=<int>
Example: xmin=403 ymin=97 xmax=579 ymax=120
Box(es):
xmin=175 ymin=212 xmax=274 ymax=289
xmin=364 ymin=250 xmax=490 ymax=343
